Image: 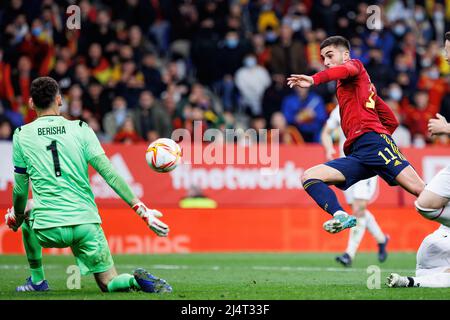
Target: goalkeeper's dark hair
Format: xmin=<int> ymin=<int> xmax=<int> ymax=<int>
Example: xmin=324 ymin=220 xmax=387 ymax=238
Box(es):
xmin=30 ymin=77 xmax=60 ymax=110
xmin=446 ymin=31 xmax=450 ymax=42
xmin=320 ymin=36 xmax=351 ymax=51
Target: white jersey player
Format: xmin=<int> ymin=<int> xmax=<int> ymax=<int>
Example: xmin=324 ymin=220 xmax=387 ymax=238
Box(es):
xmin=387 ymin=111 xmax=450 ymax=288
xmin=321 ymin=105 xmax=389 ymax=267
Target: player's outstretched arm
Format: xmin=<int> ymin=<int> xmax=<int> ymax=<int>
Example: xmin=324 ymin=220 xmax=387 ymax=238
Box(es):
xmin=428 ymin=113 xmax=450 ymax=135
xmin=89 ymin=154 xmax=169 ymax=237
xmin=288 ymin=61 xmax=360 ymax=88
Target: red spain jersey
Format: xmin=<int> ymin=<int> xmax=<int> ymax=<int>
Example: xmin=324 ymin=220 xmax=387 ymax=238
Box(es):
xmin=312 ymin=59 xmax=399 ymax=155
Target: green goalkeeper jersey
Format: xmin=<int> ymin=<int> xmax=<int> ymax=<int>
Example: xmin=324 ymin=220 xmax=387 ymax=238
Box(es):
xmin=13 ymin=115 xmax=104 ymax=229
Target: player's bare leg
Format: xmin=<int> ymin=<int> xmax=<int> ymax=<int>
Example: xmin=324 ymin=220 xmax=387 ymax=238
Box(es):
xmin=388 ymin=219 xmax=450 ymax=288
xmin=302 ymin=164 xmax=357 ymax=233
xmin=365 ymin=210 xmax=389 ymax=262
xmin=415 ymin=166 xmax=450 ymax=226
xmin=336 ymin=199 xmax=367 ymax=267
xmin=302 ymin=164 xmax=347 ymax=184
xmin=95 ymin=267 xmax=119 ymax=292
xmin=394 ymin=165 xmax=426 ymax=196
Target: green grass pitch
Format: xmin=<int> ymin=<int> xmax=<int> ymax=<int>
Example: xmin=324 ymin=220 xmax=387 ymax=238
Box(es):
xmin=1 ymin=253 xmax=449 ymax=300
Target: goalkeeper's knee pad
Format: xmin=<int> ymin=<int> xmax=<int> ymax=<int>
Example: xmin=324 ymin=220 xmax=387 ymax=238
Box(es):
xmin=415 ymin=201 xmax=450 ymax=227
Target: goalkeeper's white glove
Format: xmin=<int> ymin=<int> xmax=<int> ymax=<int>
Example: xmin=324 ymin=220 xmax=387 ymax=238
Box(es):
xmin=132 ymin=202 xmax=169 ymax=237
xmin=5 ymin=207 xmax=24 ymax=232
xmin=4 ymin=199 xmax=34 ymax=232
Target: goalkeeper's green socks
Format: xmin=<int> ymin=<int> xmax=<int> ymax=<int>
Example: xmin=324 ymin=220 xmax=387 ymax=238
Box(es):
xmin=21 ymin=222 xmax=46 ymax=284
xmin=107 ymin=274 xmax=141 ymax=292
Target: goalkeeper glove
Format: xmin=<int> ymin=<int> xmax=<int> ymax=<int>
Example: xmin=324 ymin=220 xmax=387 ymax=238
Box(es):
xmin=5 ymin=207 xmax=25 ymax=232
xmin=132 ymin=202 xmax=169 ymax=237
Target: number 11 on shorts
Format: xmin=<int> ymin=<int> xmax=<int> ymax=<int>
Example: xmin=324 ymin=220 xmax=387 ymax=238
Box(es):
xmin=378 ymin=147 xmax=397 ymax=165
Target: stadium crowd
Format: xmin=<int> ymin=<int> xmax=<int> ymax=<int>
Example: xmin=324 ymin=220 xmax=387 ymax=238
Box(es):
xmin=0 ymin=0 xmax=449 ymax=147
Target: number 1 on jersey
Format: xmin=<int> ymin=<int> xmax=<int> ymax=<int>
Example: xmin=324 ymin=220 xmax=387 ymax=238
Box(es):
xmin=46 ymin=140 xmax=62 ymax=177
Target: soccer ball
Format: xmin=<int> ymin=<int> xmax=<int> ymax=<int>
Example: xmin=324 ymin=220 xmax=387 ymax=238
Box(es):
xmin=145 ymin=138 xmax=182 ymax=173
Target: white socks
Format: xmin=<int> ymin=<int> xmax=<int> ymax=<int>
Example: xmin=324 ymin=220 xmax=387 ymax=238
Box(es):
xmin=411 ymin=272 xmax=450 ymax=288
xmin=346 ymin=216 xmax=367 ymax=259
xmin=365 ymin=210 xmax=386 ymax=244
xmin=345 ymin=210 xmax=386 ymax=259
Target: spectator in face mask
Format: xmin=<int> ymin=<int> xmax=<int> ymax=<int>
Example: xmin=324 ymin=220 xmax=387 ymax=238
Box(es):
xmin=417 ymin=66 xmax=447 ymax=114
xmin=235 ymin=52 xmax=271 ymax=116
xmin=387 ymin=83 xmax=404 ymax=102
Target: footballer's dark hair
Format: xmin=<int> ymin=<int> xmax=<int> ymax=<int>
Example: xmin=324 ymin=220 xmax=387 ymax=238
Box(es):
xmin=446 ymin=31 xmax=450 ymax=42
xmin=320 ymin=36 xmax=351 ymax=51
xmin=30 ymin=76 xmax=60 ymax=110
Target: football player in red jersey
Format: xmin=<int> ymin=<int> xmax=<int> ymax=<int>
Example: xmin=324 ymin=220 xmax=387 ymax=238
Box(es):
xmin=287 ymin=36 xmax=426 ymax=234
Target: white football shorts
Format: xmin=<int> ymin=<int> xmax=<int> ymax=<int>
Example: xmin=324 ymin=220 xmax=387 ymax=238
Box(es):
xmin=344 ymin=176 xmax=378 ymax=204
xmin=416 ymin=224 xmax=450 ymax=277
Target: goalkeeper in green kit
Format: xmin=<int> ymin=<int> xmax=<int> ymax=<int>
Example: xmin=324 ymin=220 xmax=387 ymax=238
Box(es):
xmin=4 ymin=77 xmax=172 ymax=293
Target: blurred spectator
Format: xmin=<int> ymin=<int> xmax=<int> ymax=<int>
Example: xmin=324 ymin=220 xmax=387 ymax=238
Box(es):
xmin=0 ymin=99 xmax=23 ymax=130
xmin=74 ymin=64 xmax=93 ymax=91
xmin=128 ymin=25 xmax=155 ymax=64
xmin=0 ymin=118 xmax=13 ymax=140
xmin=257 ymin=0 xmax=281 ymax=34
xmin=235 ymin=52 xmax=271 ymax=116
xmin=386 ymin=98 xmax=411 ymax=148
xmin=281 ymin=87 xmax=327 ymax=143
xmin=216 ymin=29 xmax=251 ymax=82
xmin=113 ymin=59 xmax=145 ymax=108
xmin=403 ymin=90 xmax=435 ymax=142
xmin=132 ymin=90 xmax=172 ymax=141
xmin=103 ymin=96 xmax=132 ymax=138
xmin=365 ymin=47 xmax=393 ymax=93
xmin=249 ymin=115 xmax=267 ymax=143
xmin=17 ymin=17 xmax=55 ymax=76
xmin=141 ymin=51 xmax=165 ymax=98
xmin=261 ymin=73 xmax=290 ymax=125
xmin=282 ymin=2 xmax=312 ymax=39
xmin=113 ymin=116 xmax=144 ymax=144
xmin=304 ymin=30 xmax=322 ymax=72
xmin=11 ymin=55 xmax=37 ymax=122
xmin=80 ymin=8 xmax=115 ymax=52
xmin=0 ymin=0 xmax=446 ymax=147
xmin=49 ymin=59 xmax=73 ymax=94
xmin=251 ymin=33 xmax=271 ymax=68
xmin=86 ymin=42 xmax=111 ymax=85
xmin=269 ymin=24 xmax=307 ymax=76
xmin=82 ymin=79 xmax=111 ymax=121
xmin=416 ymin=65 xmax=447 ymax=114
xmin=269 ymin=111 xmax=304 ymax=144
xmin=191 ymin=18 xmax=221 ymax=86
xmin=311 ymin=0 xmax=338 ymax=35
xmin=0 ymin=49 xmax=14 ymax=106
xmin=87 ymin=116 xmax=111 ymax=143
xmin=386 ymin=83 xmax=404 ymax=103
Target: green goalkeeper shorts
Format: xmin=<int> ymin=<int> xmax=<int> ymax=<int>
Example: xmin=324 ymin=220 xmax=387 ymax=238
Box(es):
xmin=34 ymin=223 xmax=114 ymax=276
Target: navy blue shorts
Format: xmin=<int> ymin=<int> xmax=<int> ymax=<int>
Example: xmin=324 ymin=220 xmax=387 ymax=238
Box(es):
xmin=325 ymin=132 xmax=410 ymax=190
